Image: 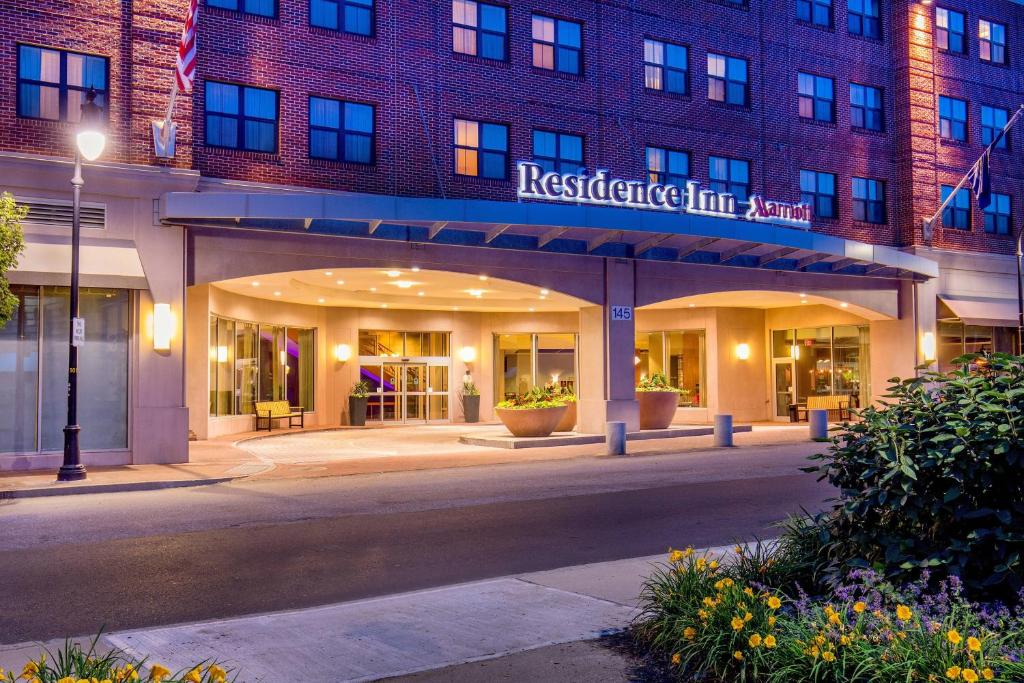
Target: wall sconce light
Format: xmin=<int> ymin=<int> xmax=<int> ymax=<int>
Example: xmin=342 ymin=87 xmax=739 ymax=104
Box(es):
xmin=216 ymin=346 xmax=228 ymax=363
xmin=921 ymin=331 xmax=937 ymax=363
xmin=458 ymin=346 xmax=477 ymax=363
xmin=334 ymin=343 xmax=352 ymax=362
xmin=152 ymin=303 xmax=174 ymax=352
xmin=735 ymin=343 xmax=751 ymax=361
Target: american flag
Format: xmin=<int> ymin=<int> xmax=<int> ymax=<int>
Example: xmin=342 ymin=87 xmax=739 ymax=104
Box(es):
xmin=175 ymin=0 xmax=198 ymax=94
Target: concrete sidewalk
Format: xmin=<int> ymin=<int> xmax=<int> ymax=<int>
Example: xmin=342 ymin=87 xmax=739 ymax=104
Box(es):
xmin=0 ymin=547 xmax=735 ymax=682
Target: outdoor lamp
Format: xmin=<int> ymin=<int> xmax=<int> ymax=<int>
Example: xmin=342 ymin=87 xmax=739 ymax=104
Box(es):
xmin=334 ymin=343 xmax=352 ymax=362
xmin=76 ymin=89 xmax=107 ymax=161
xmin=152 ymin=303 xmax=174 ymax=352
xmin=458 ymin=346 xmax=477 ymax=363
xmin=921 ymin=331 xmax=937 ymax=363
xmin=735 ymin=343 xmax=751 ymax=361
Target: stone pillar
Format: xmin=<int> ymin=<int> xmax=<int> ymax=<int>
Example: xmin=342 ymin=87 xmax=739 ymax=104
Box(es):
xmin=578 ymin=259 xmax=640 ymax=433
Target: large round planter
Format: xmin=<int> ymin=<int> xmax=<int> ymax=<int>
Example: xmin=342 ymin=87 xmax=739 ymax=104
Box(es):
xmin=496 ymin=405 xmax=567 ymax=438
xmin=462 ymin=394 xmax=481 ymax=423
xmin=348 ymin=396 xmax=368 ymax=426
xmin=555 ymin=401 xmax=577 ymax=432
xmin=637 ymin=391 xmax=679 ymax=430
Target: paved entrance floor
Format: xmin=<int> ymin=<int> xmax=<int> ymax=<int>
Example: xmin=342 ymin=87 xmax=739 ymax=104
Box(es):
xmin=0 ymin=422 xmax=814 ymax=496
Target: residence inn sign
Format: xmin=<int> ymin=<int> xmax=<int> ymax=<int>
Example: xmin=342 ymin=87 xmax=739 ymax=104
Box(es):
xmin=516 ymin=161 xmax=813 ymax=229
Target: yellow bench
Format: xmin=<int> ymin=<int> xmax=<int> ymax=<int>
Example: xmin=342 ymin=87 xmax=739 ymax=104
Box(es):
xmin=791 ymin=394 xmax=852 ymax=422
xmin=254 ymin=400 xmax=305 ymax=432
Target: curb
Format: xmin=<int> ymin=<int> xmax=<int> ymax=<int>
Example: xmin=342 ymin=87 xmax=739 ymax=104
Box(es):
xmin=0 ymin=475 xmax=237 ymax=500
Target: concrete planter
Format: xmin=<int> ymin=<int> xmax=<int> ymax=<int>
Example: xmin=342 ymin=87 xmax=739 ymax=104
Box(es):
xmin=462 ymin=394 xmax=480 ymax=423
xmin=348 ymin=396 xmax=368 ymax=426
xmin=637 ymin=391 xmax=679 ymax=430
xmin=495 ymin=405 xmax=568 ymax=438
xmin=555 ymin=400 xmax=577 ymax=432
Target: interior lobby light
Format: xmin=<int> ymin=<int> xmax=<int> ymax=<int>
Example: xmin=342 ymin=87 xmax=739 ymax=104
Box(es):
xmin=735 ymin=343 xmax=751 ymax=361
xmin=459 ymin=346 xmax=477 ymax=363
xmin=334 ymin=343 xmax=352 ymax=362
xmin=216 ymin=345 xmax=228 ymax=363
xmin=152 ymin=303 xmax=174 ymax=352
xmin=791 ymin=344 xmax=801 ymax=360
xmin=921 ymin=331 xmax=937 ymax=363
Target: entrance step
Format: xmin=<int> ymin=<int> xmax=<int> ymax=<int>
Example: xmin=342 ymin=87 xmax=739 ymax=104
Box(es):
xmin=458 ymin=425 xmax=752 ymax=449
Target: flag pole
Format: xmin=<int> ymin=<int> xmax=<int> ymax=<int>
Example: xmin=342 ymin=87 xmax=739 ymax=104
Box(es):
xmin=922 ymin=103 xmax=1024 ymax=244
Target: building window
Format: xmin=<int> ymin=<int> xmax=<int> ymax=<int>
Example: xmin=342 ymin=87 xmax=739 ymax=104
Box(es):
xmin=210 ymin=316 xmax=315 ymax=417
xmin=309 ymin=97 xmax=373 ymax=163
xmin=981 ymin=105 xmax=1009 ymax=149
xmin=532 ymin=15 xmax=582 ymax=75
xmin=532 ymin=130 xmax=583 ymax=174
xmin=707 ymin=53 xmax=748 ymax=106
xmin=644 ymin=39 xmax=688 ymax=95
xmin=936 ymin=7 xmax=966 ymax=54
xmin=709 ymin=156 xmax=750 ymax=202
xmin=646 ymin=147 xmax=689 ymax=187
xmin=849 ymin=83 xmax=883 ymax=131
xmin=207 ymin=0 xmax=276 ymax=18
xmin=852 ymin=177 xmax=885 ymax=223
xmin=16 ymin=45 xmax=108 ymax=122
xmin=800 ymin=170 xmax=837 ymax=218
xmin=984 ymin=193 xmax=1011 ymax=235
xmin=635 ymin=331 xmax=707 ymax=407
xmin=938 ymin=95 xmax=968 ymax=142
xmin=848 ymin=0 xmax=880 ymax=38
xmin=979 ymin=19 xmax=1006 ymax=64
xmin=310 ymin=0 xmax=373 ymax=35
xmin=360 ymin=331 xmax=451 ymax=422
xmin=940 ymin=185 xmax=971 ymax=230
xmin=937 ymin=320 xmax=1018 ymax=372
xmin=797 ymin=0 xmax=832 ymax=27
xmin=0 ymin=286 xmax=129 ymax=454
xmin=798 ymin=72 xmax=834 ymax=122
xmin=452 ymin=0 xmax=507 ymax=60
xmin=495 ymin=333 xmax=577 ymax=401
xmin=772 ymin=327 xmax=871 ymax=414
xmin=454 ymin=119 xmax=508 ymax=179
xmin=205 ymin=82 xmax=278 ymax=153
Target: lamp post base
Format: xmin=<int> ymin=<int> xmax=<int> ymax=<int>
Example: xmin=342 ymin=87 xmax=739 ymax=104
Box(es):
xmin=58 ymin=424 xmax=87 ymax=482
xmin=57 ymin=464 xmax=87 ymax=482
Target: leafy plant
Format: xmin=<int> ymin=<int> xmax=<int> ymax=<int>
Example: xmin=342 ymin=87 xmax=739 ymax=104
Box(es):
xmin=805 ymin=353 xmax=1024 ymax=599
xmin=349 ymin=380 xmax=370 ymax=398
xmin=496 ymin=385 xmax=567 ymax=410
xmin=0 ymin=192 xmax=28 ymax=328
xmin=461 ymin=380 xmax=479 ymax=397
xmin=637 ymin=372 xmax=681 ymax=393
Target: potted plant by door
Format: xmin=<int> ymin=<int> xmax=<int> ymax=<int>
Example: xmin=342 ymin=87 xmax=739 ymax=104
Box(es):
xmin=495 ymin=387 xmax=568 ymax=438
xmin=348 ymin=380 xmax=370 ymax=426
xmin=550 ymin=387 xmax=577 ymax=432
xmin=462 ymin=379 xmax=481 ymax=423
xmin=636 ymin=372 xmax=681 ymax=429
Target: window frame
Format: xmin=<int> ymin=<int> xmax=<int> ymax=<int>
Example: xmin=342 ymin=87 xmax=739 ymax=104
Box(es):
xmin=645 ymin=146 xmax=691 ymax=187
xmin=796 ymin=0 xmax=833 ymax=27
xmin=978 ymin=19 xmax=1007 ymax=65
xmin=531 ymin=14 xmax=584 ymax=76
xmin=309 ymin=0 xmax=375 ymax=36
xmin=206 ymin=0 xmax=278 ymax=19
xmin=16 ymin=44 xmax=110 ymax=123
xmin=708 ymin=155 xmax=751 ymax=202
xmin=983 ymin=192 xmax=1011 ymax=235
xmin=204 ymin=80 xmax=281 ymax=154
xmin=643 ymin=38 xmax=689 ymax=96
xmin=980 ymin=105 xmax=1010 ymax=150
xmin=798 ymin=72 xmax=835 ymax=123
xmin=308 ymin=95 xmax=375 ymax=164
xmin=452 ymin=0 xmax=508 ymax=61
xmin=453 ymin=117 xmax=510 ymax=180
xmin=849 ymin=82 xmax=884 ymax=132
xmin=707 ymin=53 xmax=749 ymax=107
xmin=847 ymin=0 xmax=881 ymax=39
xmin=938 ymin=95 xmax=968 ymax=142
xmin=800 ymin=170 xmax=838 ymax=219
xmin=940 ymin=185 xmax=971 ymax=230
xmin=935 ymin=7 xmax=967 ymax=55
xmin=531 ymin=129 xmax=584 ymax=175
xmin=851 ymin=176 xmax=886 ymax=224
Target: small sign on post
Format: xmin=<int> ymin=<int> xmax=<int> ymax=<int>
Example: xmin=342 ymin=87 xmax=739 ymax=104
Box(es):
xmin=71 ymin=317 xmax=85 ymax=348
xmin=610 ymin=305 xmax=633 ymax=321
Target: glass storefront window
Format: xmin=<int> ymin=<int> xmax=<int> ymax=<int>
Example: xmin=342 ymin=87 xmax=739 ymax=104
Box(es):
xmin=937 ymin=320 xmax=1017 ymax=372
xmin=536 ymin=333 xmax=576 ymax=393
xmin=493 ymin=333 xmax=577 ymax=400
xmin=358 ymin=331 xmax=452 ymax=422
xmin=495 ymin=333 xmax=534 ymax=400
xmin=235 ymin=322 xmax=258 ymax=415
xmin=772 ymin=325 xmax=869 ymax=410
xmin=0 ymin=286 xmax=39 ymax=453
xmin=635 ymin=330 xmax=706 ymax=407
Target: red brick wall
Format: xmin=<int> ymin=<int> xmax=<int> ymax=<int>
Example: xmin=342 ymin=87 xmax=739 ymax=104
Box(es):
xmin=1 ymin=0 xmax=1020 ymax=254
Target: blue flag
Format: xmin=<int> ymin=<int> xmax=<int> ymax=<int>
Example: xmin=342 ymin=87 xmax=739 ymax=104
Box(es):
xmin=966 ymin=148 xmax=992 ymax=210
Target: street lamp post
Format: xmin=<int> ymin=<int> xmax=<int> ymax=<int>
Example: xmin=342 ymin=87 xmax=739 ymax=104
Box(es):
xmin=1017 ymin=225 xmax=1024 ymax=356
xmin=58 ymin=88 xmax=106 ymax=482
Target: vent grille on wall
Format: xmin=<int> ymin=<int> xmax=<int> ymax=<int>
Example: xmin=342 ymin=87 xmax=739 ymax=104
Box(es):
xmin=16 ymin=197 xmax=106 ymax=230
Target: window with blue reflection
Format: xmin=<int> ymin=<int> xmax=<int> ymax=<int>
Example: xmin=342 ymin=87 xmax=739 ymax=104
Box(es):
xmin=310 ymin=97 xmax=374 ymax=163
xmin=205 ymin=82 xmax=278 ymax=153
xmin=311 ymin=0 xmax=373 ymax=35
xmin=207 ymin=0 xmax=277 ymax=18
xmin=17 ymin=45 xmax=108 ymax=122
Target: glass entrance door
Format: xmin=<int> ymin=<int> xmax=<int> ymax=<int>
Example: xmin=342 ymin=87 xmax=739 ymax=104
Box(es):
xmin=773 ymin=360 xmax=795 ymax=420
xmin=362 ymin=360 xmax=449 ymax=423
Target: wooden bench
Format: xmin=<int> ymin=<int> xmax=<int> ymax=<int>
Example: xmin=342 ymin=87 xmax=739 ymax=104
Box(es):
xmin=254 ymin=400 xmax=305 ymax=432
xmin=790 ymin=394 xmax=852 ymax=422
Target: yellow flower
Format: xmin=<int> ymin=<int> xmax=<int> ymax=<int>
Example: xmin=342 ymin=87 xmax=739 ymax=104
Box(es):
xmin=808 ymin=646 xmax=820 ymax=659
xmin=698 ymin=609 xmax=709 ymax=620
xmin=744 ymin=587 xmax=755 ymax=597
xmin=733 ymin=651 xmax=743 ymax=661
xmin=822 ymin=651 xmax=836 ymax=662
xmin=815 ymin=635 xmax=827 ymax=646
xmin=840 ymin=635 xmax=852 ymax=646
xmin=21 ymin=661 xmax=40 ymax=678
xmin=671 ymin=653 xmax=681 ymax=666
xmin=896 ymin=605 xmax=913 ymax=621
xmin=767 ymin=596 xmax=782 ymax=610
xmin=749 ymin=633 xmax=762 ymax=648
xmin=709 ymin=560 xmax=720 ymax=570
xmin=967 ymin=636 xmax=982 ymax=652
xmin=744 ymin=611 xmax=753 ymax=622
xmin=947 ymin=666 xmax=962 ymax=680
xmin=57 ymin=678 xmax=76 ymax=683
xmin=735 ymin=545 xmax=744 ymax=554
xmin=731 ymin=617 xmax=745 ymax=631
xmin=982 ymin=668 xmax=994 ymax=681
xmin=683 ymin=627 xmax=697 ymax=641
xmin=148 ymin=665 xmax=171 ymax=683
xmin=703 ymin=597 xmax=717 ymax=608
xmin=853 ymin=601 xmax=867 ymax=613
xmin=768 ymin=616 xmax=777 ymax=627
xmin=668 ymin=549 xmax=685 ymax=563
xmin=948 ymin=630 xmax=963 ymax=646
xmin=763 ymin=634 xmax=777 ymax=648
xmin=829 ymin=612 xmax=842 ymax=625
xmin=184 ymin=668 xmax=201 ymax=683
xmin=695 ymin=558 xmax=707 ymax=572
xmin=962 ymin=670 xmax=979 ymax=683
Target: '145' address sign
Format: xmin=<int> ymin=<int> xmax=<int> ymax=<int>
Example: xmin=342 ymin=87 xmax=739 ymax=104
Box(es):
xmin=611 ymin=306 xmax=633 ymax=321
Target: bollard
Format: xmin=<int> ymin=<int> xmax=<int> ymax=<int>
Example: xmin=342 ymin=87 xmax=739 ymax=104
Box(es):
xmin=809 ymin=409 xmax=829 ymax=441
xmin=714 ymin=414 xmax=733 ymax=447
xmin=606 ymin=421 xmax=626 ymax=455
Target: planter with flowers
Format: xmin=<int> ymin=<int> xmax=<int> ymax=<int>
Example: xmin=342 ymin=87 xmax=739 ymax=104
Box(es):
xmin=636 ymin=372 xmax=681 ymax=429
xmin=495 ymin=387 xmax=568 ymax=438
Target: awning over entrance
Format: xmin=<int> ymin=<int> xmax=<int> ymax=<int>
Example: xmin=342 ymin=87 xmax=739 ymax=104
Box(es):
xmin=10 ymin=239 xmax=148 ymax=289
xmin=160 ymin=190 xmax=939 ymax=281
xmin=939 ymin=294 xmax=1022 ymax=326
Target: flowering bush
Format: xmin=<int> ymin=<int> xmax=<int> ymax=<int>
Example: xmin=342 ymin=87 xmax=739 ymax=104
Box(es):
xmin=0 ymin=639 xmax=232 ymax=683
xmin=636 ymin=372 xmax=681 ymax=392
xmin=637 ymin=545 xmax=1024 ymax=682
xmin=496 ymin=386 xmax=568 ymax=410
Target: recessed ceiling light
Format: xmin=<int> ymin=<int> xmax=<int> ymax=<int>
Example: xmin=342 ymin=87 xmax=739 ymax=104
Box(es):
xmin=479 ymin=275 xmax=488 ymax=281
xmin=395 ymin=281 xmax=414 ymax=289
xmin=273 ymin=291 xmax=282 ymax=297
xmin=370 ymin=287 xmax=377 ymax=292
xmin=840 ymin=302 xmax=849 ymax=308
xmin=324 ymin=271 xmax=333 ymax=276
xmin=467 ymin=289 xmax=485 ymax=297
xmin=251 ymin=281 xmax=260 ymax=287
xmin=528 ymin=307 xmax=535 ymax=312
xmin=539 ymin=295 xmax=547 ymax=300
xmin=453 ymin=306 xmax=460 ymax=311
xmin=336 ymin=279 xmax=345 ymax=286
xmin=417 ymin=291 xmax=425 ymax=297
xmin=385 ymin=270 xmax=401 ymax=278
xmin=317 ymin=297 xmax=325 ymax=303
xmin=799 ymin=292 xmax=807 ymax=297
xmin=540 ymin=288 xmax=550 ymax=296
xmin=801 ymin=299 xmax=808 ymax=304
xmin=411 ymin=266 xmax=421 ymax=272
xmin=381 ymin=303 xmax=388 ymax=308
xmin=688 ymin=303 xmax=695 ymax=308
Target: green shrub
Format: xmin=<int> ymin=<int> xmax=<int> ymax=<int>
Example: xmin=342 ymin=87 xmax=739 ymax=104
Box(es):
xmin=496 ymin=386 xmax=567 ymax=410
xmin=637 ymin=372 xmax=680 ymax=392
xmin=805 ymin=353 xmax=1024 ymax=598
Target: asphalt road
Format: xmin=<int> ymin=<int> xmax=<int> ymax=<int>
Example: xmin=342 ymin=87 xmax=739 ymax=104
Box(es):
xmin=0 ymin=443 xmax=830 ymax=643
